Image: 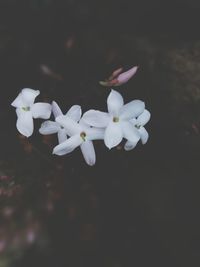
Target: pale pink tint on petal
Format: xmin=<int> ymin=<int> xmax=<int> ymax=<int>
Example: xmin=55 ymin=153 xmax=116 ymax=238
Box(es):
xmin=117 ymin=66 xmax=138 ymax=85
xmin=110 ymin=67 xmax=123 ymax=80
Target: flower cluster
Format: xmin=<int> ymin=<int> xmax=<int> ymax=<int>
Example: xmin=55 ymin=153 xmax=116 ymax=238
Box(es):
xmin=12 ymin=88 xmax=150 ymax=166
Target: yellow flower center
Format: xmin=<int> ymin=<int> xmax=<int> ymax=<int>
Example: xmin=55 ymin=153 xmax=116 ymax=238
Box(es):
xmin=80 ymin=132 xmax=86 ymax=141
xmin=113 ymin=117 xmax=119 ymax=123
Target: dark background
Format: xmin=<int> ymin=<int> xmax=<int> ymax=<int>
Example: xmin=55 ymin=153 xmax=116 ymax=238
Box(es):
xmin=0 ymin=0 xmax=200 ymax=266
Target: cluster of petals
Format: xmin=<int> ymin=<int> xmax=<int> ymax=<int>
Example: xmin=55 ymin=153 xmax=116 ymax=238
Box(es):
xmin=12 ymin=88 xmax=150 ymax=166
xmin=82 ymin=90 xmax=150 ymax=150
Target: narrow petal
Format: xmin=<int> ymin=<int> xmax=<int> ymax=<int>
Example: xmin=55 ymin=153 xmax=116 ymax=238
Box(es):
xmin=11 ymin=93 xmax=26 ymax=108
xmin=21 ymin=88 xmax=40 ymax=106
xmin=82 ymin=110 xmax=110 ymax=128
xmin=39 ymin=121 xmax=60 ymax=135
xmin=139 ymin=127 xmax=149 ymax=144
xmin=80 ymin=141 xmax=96 ymax=166
xmin=53 ymin=135 xmax=82 ymax=156
xmin=107 ymin=90 xmax=124 ymax=116
xmin=66 ymin=105 xmax=82 ymax=122
xmin=121 ymin=121 xmax=140 ymax=143
xmin=16 ymin=109 xmax=34 ymax=137
xmin=104 ymin=122 xmax=123 ymax=149
xmin=31 ymin=103 xmax=51 ymax=119
xmin=52 ymin=101 xmax=63 ymax=118
xmin=87 ymin=127 xmax=105 ymax=141
xmin=57 ymin=129 xmax=68 ymax=143
xmin=120 ymin=100 xmax=145 ymax=120
xmin=56 ymin=116 xmax=81 ymax=136
xmin=137 ymin=109 xmax=151 ymax=126
xmin=124 ymin=140 xmax=138 ymax=151
xmin=117 ymin=66 xmax=138 ymax=85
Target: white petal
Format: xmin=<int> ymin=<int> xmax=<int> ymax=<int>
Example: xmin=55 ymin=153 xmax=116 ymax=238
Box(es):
xmin=120 ymin=100 xmax=145 ymax=120
xmin=16 ymin=109 xmax=34 ymax=137
xmin=80 ymin=141 xmax=96 ymax=166
xmin=137 ymin=109 xmax=151 ymax=126
xmin=56 ymin=116 xmax=81 ymax=136
xmin=39 ymin=121 xmax=60 ymax=135
xmin=31 ymin=103 xmax=51 ymax=119
xmin=82 ymin=110 xmax=110 ymax=128
xmin=104 ymin=122 xmax=123 ymax=149
xmin=66 ymin=105 xmax=82 ymax=122
xmin=21 ymin=88 xmax=40 ymax=106
xmin=121 ymin=121 xmax=140 ymax=143
xmin=57 ymin=129 xmax=68 ymax=143
xmin=52 ymin=101 xmax=63 ymax=118
xmin=53 ymin=135 xmax=82 ymax=155
xmin=129 ymin=118 xmax=137 ymax=125
xmin=107 ymin=89 xmax=124 ymax=116
xmin=11 ymin=93 xmax=26 ymax=108
xmin=139 ymin=127 xmax=149 ymax=144
xmin=87 ymin=127 xmax=105 ymax=141
xmin=124 ymin=140 xmax=138 ymax=151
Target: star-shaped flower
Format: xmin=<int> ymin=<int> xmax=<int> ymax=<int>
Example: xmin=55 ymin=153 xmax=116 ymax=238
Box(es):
xmin=124 ymin=109 xmax=151 ymax=151
xmin=52 ymin=116 xmax=104 ymax=166
xmin=39 ymin=101 xmax=81 ymax=143
xmin=82 ymin=90 xmax=145 ymax=149
xmin=11 ymin=88 xmax=51 ymax=137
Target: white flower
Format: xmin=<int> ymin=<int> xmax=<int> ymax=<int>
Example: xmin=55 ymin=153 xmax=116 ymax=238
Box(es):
xmin=39 ymin=101 xmax=81 ymax=143
xmin=82 ymin=89 xmax=145 ymax=149
xmin=124 ymin=109 xmax=151 ymax=151
xmin=11 ymin=88 xmax=52 ymax=137
xmin=52 ymin=116 xmax=104 ymax=166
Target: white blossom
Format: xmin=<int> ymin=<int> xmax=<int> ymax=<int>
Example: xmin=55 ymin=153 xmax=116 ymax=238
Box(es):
xmin=53 ymin=116 xmax=104 ymax=166
xmin=39 ymin=101 xmax=81 ymax=143
xmin=82 ymin=89 xmax=145 ymax=149
xmin=11 ymin=88 xmax=51 ymax=137
xmin=124 ymin=109 xmax=151 ymax=151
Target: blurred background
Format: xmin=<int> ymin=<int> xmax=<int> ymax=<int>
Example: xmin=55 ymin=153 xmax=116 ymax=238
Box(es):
xmin=0 ymin=0 xmax=200 ymax=266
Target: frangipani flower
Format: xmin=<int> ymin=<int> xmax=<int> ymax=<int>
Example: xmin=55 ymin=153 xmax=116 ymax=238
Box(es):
xmin=124 ymin=109 xmax=151 ymax=151
xmin=99 ymin=66 xmax=138 ymax=87
xmin=39 ymin=101 xmax=81 ymax=143
xmin=11 ymin=88 xmax=51 ymax=137
xmin=82 ymin=90 xmax=145 ymax=149
xmin=53 ymin=116 xmax=104 ymax=166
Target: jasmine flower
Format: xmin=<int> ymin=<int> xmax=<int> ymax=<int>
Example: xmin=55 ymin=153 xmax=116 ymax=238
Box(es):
xmin=39 ymin=101 xmax=81 ymax=143
xmin=124 ymin=109 xmax=151 ymax=151
xmin=82 ymin=90 xmax=144 ymax=149
xmin=11 ymin=88 xmax=51 ymax=137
